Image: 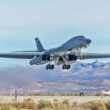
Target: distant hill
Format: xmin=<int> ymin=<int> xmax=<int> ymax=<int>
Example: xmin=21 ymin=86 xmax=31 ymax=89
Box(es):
xmin=0 ymin=61 xmax=110 ymax=92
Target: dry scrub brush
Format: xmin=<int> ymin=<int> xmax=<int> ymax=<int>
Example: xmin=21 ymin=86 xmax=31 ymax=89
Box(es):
xmin=0 ymin=98 xmax=110 ymax=110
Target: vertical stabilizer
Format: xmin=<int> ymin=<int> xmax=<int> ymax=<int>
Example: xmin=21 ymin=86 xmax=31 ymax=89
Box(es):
xmin=35 ymin=38 xmax=45 ymax=51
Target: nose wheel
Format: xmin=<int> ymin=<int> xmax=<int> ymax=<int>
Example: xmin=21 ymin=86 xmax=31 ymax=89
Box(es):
xmin=46 ymin=64 xmax=54 ymax=70
xmin=62 ymin=64 xmax=71 ymax=70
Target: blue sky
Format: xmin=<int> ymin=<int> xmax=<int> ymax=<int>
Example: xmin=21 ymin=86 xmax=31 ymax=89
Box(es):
xmin=0 ymin=0 xmax=110 ymax=66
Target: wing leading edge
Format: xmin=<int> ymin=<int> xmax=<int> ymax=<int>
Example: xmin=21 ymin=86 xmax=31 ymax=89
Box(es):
xmin=80 ymin=53 xmax=110 ymax=60
xmin=0 ymin=52 xmax=36 ymax=59
xmin=0 ymin=52 xmax=110 ymax=60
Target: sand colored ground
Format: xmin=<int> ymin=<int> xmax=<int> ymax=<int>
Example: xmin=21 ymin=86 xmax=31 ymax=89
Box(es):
xmin=0 ymin=96 xmax=110 ymax=103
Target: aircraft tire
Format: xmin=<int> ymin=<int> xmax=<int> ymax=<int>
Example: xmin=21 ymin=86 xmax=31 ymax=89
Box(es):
xmin=62 ymin=64 xmax=70 ymax=70
xmin=46 ymin=64 xmax=54 ymax=70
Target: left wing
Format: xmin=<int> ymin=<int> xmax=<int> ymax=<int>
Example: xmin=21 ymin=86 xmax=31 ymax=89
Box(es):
xmin=0 ymin=52 xmax=36 ymax=59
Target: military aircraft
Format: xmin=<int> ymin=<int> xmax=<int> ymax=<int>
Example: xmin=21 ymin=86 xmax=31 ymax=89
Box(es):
xmin=0 ymin=35 xmax=110 ymax=70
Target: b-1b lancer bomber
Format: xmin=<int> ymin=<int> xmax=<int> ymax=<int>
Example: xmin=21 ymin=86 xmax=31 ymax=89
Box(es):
xmin=0 ymin=35 xmax=110 ymax=70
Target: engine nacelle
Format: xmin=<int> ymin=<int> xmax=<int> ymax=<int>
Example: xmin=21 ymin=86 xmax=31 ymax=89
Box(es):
xmin=29 ymin=54 xmax=51 ymax=65
xmin=65 ymin=54 xmax=77 ymax=61
xmin=29 ymin=55 xmax=42 ymax=65
xmin=42 ymin=54 xmax=50 ymax=61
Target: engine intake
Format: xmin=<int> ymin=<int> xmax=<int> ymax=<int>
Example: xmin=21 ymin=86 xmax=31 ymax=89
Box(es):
xmin=42 ymin=54 xmax=50 ymax=61
xmin=67 ymin=54 xmax=77 ymax=61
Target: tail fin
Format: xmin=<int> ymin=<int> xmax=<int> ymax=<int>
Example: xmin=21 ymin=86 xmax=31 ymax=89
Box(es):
xmin=35 ymin=38 xmax=45 ymax=51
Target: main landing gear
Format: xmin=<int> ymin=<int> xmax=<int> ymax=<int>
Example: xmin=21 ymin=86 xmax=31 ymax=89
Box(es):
xmin=62 ymin=64 xmax=71 ymax=70
xmin=46 ymin=64 xmax=54 ymax=70
xmin=46 ymin=64 xmax=71 ymax=70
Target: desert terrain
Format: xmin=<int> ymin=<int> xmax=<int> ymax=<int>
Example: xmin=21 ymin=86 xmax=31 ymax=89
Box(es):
xmin=0 ymin=95 xmax=109 ymax=110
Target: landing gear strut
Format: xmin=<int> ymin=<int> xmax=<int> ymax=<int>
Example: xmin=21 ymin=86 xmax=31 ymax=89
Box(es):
xmin=46 ymin=64 xmax=54 ymax=70
xmin=62 ymin=64 xmax=71 ymax=70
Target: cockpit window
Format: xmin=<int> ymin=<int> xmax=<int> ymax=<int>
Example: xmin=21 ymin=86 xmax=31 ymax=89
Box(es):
xmin=73 ymin=36 xmax=85 ymax=40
